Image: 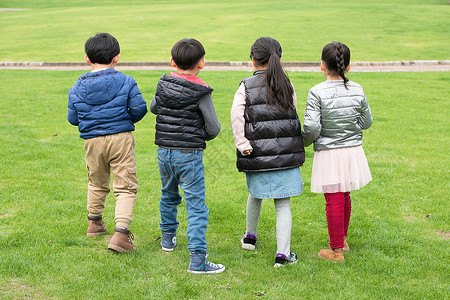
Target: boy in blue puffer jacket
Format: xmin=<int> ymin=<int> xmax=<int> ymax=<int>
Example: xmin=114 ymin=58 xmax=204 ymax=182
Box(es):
xmin=68 ymin=33 xmax=147 ymax=253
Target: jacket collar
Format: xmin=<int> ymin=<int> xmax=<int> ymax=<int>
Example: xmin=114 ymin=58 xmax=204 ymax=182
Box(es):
xmin=253 ymin=70 xmax=267 ymax=76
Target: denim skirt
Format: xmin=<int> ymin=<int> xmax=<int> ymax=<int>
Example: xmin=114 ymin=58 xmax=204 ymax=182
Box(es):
xmin=246 ymin=167 xmax=303 ymax=199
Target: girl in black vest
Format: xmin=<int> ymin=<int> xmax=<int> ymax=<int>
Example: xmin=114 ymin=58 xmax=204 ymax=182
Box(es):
xmin=231 ymin=37 xmax=305 ymax=267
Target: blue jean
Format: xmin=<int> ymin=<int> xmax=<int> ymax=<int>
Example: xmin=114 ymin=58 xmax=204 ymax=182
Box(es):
xmin=157 ymin=147 xmax=208 ymax=252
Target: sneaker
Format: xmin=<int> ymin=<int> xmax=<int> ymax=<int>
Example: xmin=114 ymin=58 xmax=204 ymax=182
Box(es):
xmin=188 ymin=253 xmax=225 ymax=274
xmin=328 ymin=237 xmax=350 ymax=251
xmin=274 ymin=252 xmax=298 ymax=268
xmin=343 ymin=237 xmax=350 ymax=252
xmin=318 ymin=247 xmax=344 ymax=262
xmin=86 ymin=215 xmax=107 ymax=237
xmin=107 ymin=227 xmax=136 ymax=253
xmin=161 ymin=231 xmax=176 ymax=252
xmin=241 ymin=233 xmax=257 ymax=251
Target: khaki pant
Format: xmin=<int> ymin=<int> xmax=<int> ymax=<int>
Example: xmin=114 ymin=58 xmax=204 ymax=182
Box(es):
xmin=84 ymin=131 xmax=139 ymax=229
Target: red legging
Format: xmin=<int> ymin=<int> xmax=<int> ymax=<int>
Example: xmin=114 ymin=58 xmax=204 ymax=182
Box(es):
xmin=324 ymin=192 xmax=351 ymax=249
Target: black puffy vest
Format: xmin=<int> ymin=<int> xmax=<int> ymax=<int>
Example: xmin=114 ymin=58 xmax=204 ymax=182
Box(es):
xmin=154 ymin=74 xmax=213 ymax=149
xmin=236 ymin=70 xmax=305 ymax=172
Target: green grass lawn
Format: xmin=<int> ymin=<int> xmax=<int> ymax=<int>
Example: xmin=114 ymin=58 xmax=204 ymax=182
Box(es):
xmin=0 ymin=69 xmax=448 ymax=299
xmin=1 ymin=0 xmax=449 ymax=62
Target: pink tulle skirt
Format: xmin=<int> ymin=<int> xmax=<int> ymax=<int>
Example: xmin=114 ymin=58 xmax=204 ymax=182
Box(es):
xmin=311 ymin=145 xmax=372 ymax=193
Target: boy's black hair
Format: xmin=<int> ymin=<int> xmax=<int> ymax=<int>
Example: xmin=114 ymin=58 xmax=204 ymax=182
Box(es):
xmin=171 ymin=38 xmax=205 ymax=70
xmin=322 ymin=41 xmax=350 ymax=89
xmin=85 ymin=33 xmax=120 ymax=65
xmin=250 ymin=37 xmax=294 ymax=111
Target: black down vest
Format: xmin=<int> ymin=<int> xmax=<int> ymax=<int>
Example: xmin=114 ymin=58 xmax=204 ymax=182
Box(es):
xmin=236 ymin=71 xmax=305 ymax=172
xmin=154 ymin=74 xmax=213 ymax=149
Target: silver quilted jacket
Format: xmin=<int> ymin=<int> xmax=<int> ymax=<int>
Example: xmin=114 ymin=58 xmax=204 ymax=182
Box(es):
xmin=302 ymin=80 xmax=373 ymax=151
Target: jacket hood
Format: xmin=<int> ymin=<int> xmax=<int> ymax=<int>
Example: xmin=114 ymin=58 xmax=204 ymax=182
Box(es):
xmin=74 ymin=69 xmax=126 ymax=105
xmin=156 ymin=74 xmax=213 ymax=108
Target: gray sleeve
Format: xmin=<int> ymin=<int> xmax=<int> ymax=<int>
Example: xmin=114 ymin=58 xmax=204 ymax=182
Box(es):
xmin=199 ymin=94 xmax=221 ymax=140
xmin=302 ymin=89 xmax=322 ymax=147
xmin=150 ymin=97 xmax=158 ymax=114
xmin=357 ymin=94 xmax=373 ymax=130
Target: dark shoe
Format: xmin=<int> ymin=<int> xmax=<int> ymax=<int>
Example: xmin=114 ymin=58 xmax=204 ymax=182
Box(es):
xmin=318 ymin=247 xmax=344 ymax=262
xmin=188 ymin=253 xmax=225 ymax=274
xmin=241 ymin=233 xmax=257 ymax=251
xmin=274 ymin=252 xmax=298 ymax=268
xmin=107 ymin=227 xmax=136 ymax=253
xmin=86 ymin=215 xmax=107 ymax=237
xmin=161 ymin=231 xmax=176 ymax=252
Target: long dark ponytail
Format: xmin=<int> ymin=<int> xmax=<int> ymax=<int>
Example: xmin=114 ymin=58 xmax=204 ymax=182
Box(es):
xmin=321 ymin=41 xmax=351 ymax=89
xmin=250 ymin=37 xmax=294 ymax=111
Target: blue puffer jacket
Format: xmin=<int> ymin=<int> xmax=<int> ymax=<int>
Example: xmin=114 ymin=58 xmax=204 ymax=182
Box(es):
xmin=68 ymin=69 xmax=147 ymax=139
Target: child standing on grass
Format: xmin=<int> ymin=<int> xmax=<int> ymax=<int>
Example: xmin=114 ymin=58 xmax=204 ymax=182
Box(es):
xmin=231 ymin=37 xmax=305 ymax=267
xmin=150 ymin=38 xmax=225 ymax=274
xmin=302 ymin=41 xmax=373 ymax=262
xmin=68 ymin=33 xmax=147 ymax=253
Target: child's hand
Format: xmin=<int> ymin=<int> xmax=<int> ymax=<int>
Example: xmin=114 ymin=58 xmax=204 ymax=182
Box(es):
xmin=243 ymin=149 xmax=252 ymax=156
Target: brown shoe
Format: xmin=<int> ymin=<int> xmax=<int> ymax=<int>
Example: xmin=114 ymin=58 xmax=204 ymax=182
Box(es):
xmin=343 ymin=237 xmax=350 ymax=252
xmin=318 ymin=247 xmax=345 ymax=262
xmin=327 ymin=237 xmax=350 ymax=251
xmin=108 ymin=227 xmax=136 ymax=253
xmin=86 ymin=215 xmax=107 ymax=237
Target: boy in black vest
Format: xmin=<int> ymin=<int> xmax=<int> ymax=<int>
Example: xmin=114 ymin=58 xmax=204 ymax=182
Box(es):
xmin=150 ymin=38 xmax=224 ymax=274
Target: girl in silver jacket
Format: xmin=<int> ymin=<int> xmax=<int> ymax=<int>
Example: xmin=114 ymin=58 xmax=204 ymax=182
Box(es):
xmin=302 ymin=41 xmax=373 ymax=262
